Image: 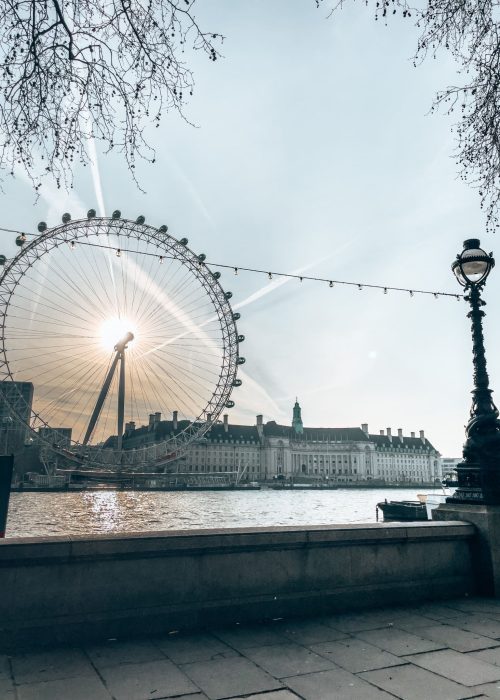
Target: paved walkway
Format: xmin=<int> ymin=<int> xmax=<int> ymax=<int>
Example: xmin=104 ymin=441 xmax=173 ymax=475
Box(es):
xmin=4 ymin=597 xmax=500 ymax=699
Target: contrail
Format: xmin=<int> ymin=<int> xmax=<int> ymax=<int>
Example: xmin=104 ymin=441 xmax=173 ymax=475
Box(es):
xmin=88 ymin=135 xmax=106 ymax=217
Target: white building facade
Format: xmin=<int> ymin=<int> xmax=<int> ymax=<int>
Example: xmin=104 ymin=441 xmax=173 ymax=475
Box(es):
xmin=123 ymin=400 xmax=441 ymax=484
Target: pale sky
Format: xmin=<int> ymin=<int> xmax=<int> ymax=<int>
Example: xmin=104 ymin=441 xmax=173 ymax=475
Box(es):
xmin=0 ymin=1 xmax=496 ymax=457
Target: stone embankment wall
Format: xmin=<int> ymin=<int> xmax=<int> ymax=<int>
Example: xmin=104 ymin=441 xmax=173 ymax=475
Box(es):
xmin=0 ymin=521 xmax=475 ymax=650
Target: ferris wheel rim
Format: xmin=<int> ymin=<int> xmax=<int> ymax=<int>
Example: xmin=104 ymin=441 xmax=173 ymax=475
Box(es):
xmin=0 ymin=215 xmax=241 ymax=468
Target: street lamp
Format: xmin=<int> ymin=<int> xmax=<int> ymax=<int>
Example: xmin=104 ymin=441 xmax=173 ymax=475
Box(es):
xmin=449 ymin=238 xmax=500 ymax=503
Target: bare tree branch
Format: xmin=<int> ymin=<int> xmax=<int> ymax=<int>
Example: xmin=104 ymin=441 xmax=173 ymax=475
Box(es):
xmin=319 ymin=0 xmax=500 ymax=230
xmin=0 ymin=0 xmax=223 ymax=192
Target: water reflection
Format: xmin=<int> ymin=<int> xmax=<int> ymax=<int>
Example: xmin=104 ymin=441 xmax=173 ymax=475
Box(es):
xmin=5 ymin=488 xmax=429 ymax=539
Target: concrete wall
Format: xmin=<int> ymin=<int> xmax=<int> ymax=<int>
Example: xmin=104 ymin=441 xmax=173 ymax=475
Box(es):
xmin=0 ymin=521 xmax=475 ymax=650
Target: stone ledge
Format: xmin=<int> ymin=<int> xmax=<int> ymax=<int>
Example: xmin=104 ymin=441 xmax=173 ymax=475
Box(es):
xmin=0 ymin=521 xmax=475 ymax=565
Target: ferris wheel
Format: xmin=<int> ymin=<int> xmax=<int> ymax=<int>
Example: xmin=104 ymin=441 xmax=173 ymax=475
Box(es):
xmin=0 ymin=212 xmax=244 ymax=469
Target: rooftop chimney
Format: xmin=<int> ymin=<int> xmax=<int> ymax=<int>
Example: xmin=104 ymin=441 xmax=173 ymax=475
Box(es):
xmin=419 ymin=429 xmax=425 ymax=443
xmin=386 ymin=427 xmax=392 ymax=442
xmin=398 ymin=428 xmax=403 ymax=441
xmin=155 ymin=412 xmax=161 ymax=425
xmin=380 ymin=429 xmax=384 ymax=436
xmin=256 ymin=414 xmax=263 ymax=438
xmin=411 ymin=431 xmax=415 ymax=438
xmin=172 ymin=410 xmax=178 ymax=430
xmin=223 ymin=414 xmax=229 ymax=433
xmin=206 ymin=413 xmax=212 ymax=424
xmin=148 ymin=413 xmax=155 ymax=429
xmin=361 ymin=423 xmax=369 ymax=436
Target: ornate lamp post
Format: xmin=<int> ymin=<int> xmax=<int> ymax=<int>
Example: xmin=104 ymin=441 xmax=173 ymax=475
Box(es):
xmin=449 ymin=239 xmax=500 ymax=504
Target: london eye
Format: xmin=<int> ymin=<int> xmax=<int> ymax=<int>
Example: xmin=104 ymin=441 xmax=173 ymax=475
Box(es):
xmin=0 ymin=212 xmax=244 ymax=469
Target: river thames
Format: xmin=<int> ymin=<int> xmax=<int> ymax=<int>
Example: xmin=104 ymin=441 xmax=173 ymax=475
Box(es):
xmin=5 ymin=487 xmax=434 ymax=538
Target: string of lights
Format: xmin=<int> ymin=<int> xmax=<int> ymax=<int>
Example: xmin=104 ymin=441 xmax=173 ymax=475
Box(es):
xmin=0 ymin=227 xmax=463 ymax=301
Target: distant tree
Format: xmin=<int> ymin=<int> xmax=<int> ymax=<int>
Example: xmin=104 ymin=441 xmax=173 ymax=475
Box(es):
xmin=320 ymin=0 xmax=500 ymax=230
xmin=0 ymin=0 xmax=222 ymax=190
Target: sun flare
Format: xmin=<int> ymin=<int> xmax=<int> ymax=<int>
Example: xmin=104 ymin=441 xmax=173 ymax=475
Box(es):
xmin=100 ymin=316 xmax=137 ymax=352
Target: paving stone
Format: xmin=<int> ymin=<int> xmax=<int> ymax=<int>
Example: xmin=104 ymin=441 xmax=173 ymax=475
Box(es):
xmin=156 ymin=632 xmax=238 ymax=664
xmin=391 ymin=613 xmax=444 ymax=632
xmin=227 ymin=692 xmax=300 ymax=700
xmin=11 ymin=648 xmax=95 ymax=684
xmin=309 ymin=637 xmax=406 ymax=673
xmin=16 ymin=674 xmax=112 ymax=700
xmin=459 ymin=616 xmax=500 ymax=639
xmin=278 ymin=620 xmax=349 ymax=645
xmin=359 ymin=664 xmax=480 ymax=700
xmin=323 ymin=608 xmax=406 ymax=633
xmin=355 ymin=626 xmax=445 ymax=656
xmin=413 ymin=604 xmax=473 ymax=622
xmin=181 ymin=656 xmax=282 ymax=700
xmin=413 ymin=624 xmax=500 ymax=652
xmin=470 ymin=647 xmax=500 ymax=667
xmin=284 ymin=667 xmax=397 ymax=700
xmin=242 ymin=642 xmax=336 ymax=678
xmin=86 ymin=639 xmax=166 ymax=668
xmin=469 ymin=681 xmax=500 ymax=698
xmin=212 ymin=624 xmax=288 ymax=650
xmin=449 ymin=599 xmax=500 ymax=614
xmin=405 ymin=648 xmax=500 ymax=686
xmin=99 ymin=658 xmax=198 ymax=700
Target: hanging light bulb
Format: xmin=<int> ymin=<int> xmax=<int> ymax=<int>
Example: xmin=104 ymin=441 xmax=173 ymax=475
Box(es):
xmin=159 ymin=256 xmax=164 ymax=264
xmin=116 ymin=249 xmax=121 ymax=257
xmin=234 ymin=267 xmax=238 ymax=275
xmin=268 ymin=272 xmax=272 ymax=280
xmin=358 ymin=284 xmax=363 ymax=290
xmin=434 ymin=293 xmax=438 ymax=299
xmin=70 ymin=240 xmax=75 ymax=249
xmin=409 ymin=290 xmax=414 ymax=297
xmin=299 ymin=276 xmax=303 ymax=282
xmin=384 ymin=288 xmax=387 ymax=294
xmin=329 ymin=281 xmax=333 ymax=288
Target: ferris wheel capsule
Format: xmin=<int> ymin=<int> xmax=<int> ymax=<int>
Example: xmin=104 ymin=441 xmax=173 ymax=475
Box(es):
xmin=15 ymin=234 xmax=26 ymax=246
xmin=180 ymin=238 xmax=188 ymax=246
xmin=225 ymin=291 xmax=233 ymax=300
xmin=158 ymin=225 xmax=168 ymax=233
xmin=136 ymin=215 xmax=145 ymax=225
xmin=112 ymin=210 xmax=121 ymax=219
xmin=62 ymin=213 xmax=71 ymax=223
xmin=0 ymin=255 xmax=6 ymax=266
xmin=237 ymin=357 xmax=246 ymax=365
xmin=225 ymin=400 xmax=235 ymax=408
xmin=233 ymin=312 xmax=241 ymax=321
xmin=37 ymin=222 xmax=47 ymax=232
xmin=87 ymin=209 xmax=96 ymax=219
xmin=213 ymin=271 xmax=221 ymax=280
xmin=232 ymin=379 xmax=242 ymax=387
xmin=238 ymin=335 xmax=245 ymax=342
xmin=198 ymin=254 xmax=206 ymax=262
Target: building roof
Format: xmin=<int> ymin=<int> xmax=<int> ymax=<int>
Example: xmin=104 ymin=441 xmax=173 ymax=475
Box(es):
xmin=369 ymin=433 xmax=438 ymax=452
xmin=263 ymin=421 xmax=370 ymax=442
xmin=119 ymin=419 xmax=261 ymax=446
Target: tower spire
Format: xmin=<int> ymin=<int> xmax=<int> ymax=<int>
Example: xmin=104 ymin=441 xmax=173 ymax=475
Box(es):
xmin=292 ymin=398 xmax=303 ymax=435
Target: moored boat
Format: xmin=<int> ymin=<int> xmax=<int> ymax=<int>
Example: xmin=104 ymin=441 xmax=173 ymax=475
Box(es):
xmin=376 ymin=499 xmax=427 ymax=521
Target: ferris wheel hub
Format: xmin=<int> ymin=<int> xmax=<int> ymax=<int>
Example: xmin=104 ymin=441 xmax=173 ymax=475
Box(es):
xmin=114 ymin=331 xmax=134 ymax=352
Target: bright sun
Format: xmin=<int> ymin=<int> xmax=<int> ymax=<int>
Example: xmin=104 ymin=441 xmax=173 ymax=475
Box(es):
xmin=100 ymin=317 xmax=137 ymax=352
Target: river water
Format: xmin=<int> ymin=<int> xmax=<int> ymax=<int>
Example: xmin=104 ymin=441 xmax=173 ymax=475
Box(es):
xmin=4 ymin=487 xmax=436 ymax=538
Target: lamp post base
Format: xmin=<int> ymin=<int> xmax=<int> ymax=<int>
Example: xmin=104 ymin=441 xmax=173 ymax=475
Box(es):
xmin=447 ymin=460 xmax=500 ymax=505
